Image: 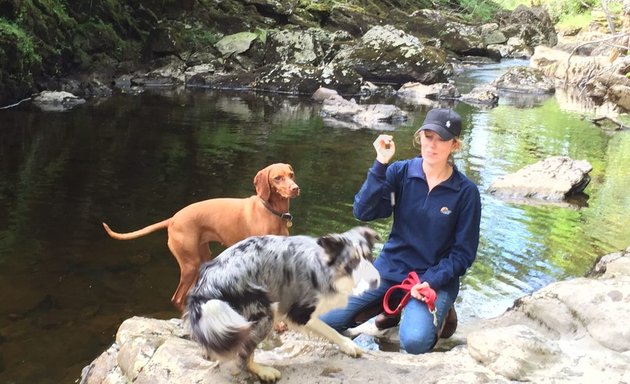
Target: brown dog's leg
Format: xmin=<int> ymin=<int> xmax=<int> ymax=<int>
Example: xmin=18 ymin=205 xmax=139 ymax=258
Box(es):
xmin=168 ymin=239 xmax=211 ymax=311
xmin=198 ymin=243 xmax=211 ymax=263
xmin=171 ymin=264 xmax=197 ymax=311
xmin=168 ymin=237 xmax=195 ymax=311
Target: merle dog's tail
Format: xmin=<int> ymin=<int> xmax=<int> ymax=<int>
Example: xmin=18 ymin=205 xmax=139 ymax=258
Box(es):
xmin=187 ymin=296 xmax=251 ymax=359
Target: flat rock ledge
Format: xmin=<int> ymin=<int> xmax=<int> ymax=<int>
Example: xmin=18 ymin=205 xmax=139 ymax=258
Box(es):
xmin=80 ymin=248 xmax=630 ymax=384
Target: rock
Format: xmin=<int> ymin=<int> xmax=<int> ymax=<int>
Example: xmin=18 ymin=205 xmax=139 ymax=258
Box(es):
xmin=359 ymin=81 xmax=397 ymax=99
xmin=312 ymin=87 xmax=339 ymax=102
xmin=491 ymin=67 xmax=555 ymax=94
xmin=468 ymin=324 xmax=561 ymax=380
xmin=396 ymin=82 xmax=461 ymax=105
xmin=31 ymin=91 xmax=86 ymax=112
xmin=488 ymin=156 xmax=592 ymax=202
xmin=80 ymin=249 xmax=630 ymax=384
xmin=587 ymin=248 xmax=630 ymax=278
xmin=483 ymin=29 xmax=508 ymax=46
xmin=530 ymin=45 xmax=610 ymax=94
xmin=0 ymin=2 xmax=565 ymax=107
xmin=322 ymin=25 xmax=450 ymax=94
xmin=583 ymin=56 xmax=630 ymax=112
xmin=264 ymin=28 xmax=351 ymax=66
xmin=320 ymin=95 xmax=408 ymax=130
xmin=214 ymin=32 xmax=260 ymax=57
xmin=143 ymin=26 xmax=179 ymax=61
xmin=460 ymin=84 xmax=499 ymax=106
xmin=494 ymin=5 xmax=558 ymax=50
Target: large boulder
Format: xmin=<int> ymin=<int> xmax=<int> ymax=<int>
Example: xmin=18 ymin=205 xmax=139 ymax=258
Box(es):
xmin=254 ymin=28 xmax=351 ymax=94
xmin=460 ymin=84 xmax=499 ymax=107
xmin=321 ymin=25 xmax=450 ymax=94
xmin=401 ymin=9 xmax=485 ymax=54
xmin=320 ymin=94 xmax=408 ymax=130
xmin=31 ymin=90 xmax=86 ymax=112
xmin=494 ymin=5 xmax=557 ymax=50
xmin=583 ymin=56 xmax=630 ymax=112
xmin=488 ymin=156 xmax=592 ymax=203
xmin=491 ymin=66 xmax=555 ymax=94
xmin=530 ymin=45 xmax=610 ymax=87
xmin=396 ymin=82 xmax=461 ymax=105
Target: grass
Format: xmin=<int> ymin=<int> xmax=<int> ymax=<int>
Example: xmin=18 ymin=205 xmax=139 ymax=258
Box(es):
xmin=556 ymin=13 xmax=593 ymax=31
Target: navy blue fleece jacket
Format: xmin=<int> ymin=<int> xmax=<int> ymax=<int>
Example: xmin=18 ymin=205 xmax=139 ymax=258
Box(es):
xmin=353 ymin=157 xmax=481 ymax=289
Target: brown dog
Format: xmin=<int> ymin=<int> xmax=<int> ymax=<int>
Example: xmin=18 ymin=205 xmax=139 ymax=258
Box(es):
xmin=102 ymin=163 xmax=300 ymax=310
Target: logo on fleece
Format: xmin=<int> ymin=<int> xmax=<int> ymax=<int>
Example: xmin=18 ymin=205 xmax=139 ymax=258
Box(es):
xmin=440 ymin=206 xmax=451 ymax=215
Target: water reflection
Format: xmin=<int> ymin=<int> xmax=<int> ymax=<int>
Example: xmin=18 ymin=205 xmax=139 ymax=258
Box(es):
xmin=1 ymin=66 xmax=630 ymax=383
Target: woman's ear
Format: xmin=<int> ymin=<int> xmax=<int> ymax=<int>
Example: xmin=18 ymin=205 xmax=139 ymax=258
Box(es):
xmin=452 ymin=138 xmax=461 ymax=152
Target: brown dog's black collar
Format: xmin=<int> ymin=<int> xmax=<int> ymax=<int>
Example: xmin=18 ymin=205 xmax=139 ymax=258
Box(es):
xmin=259 ymin=198 xmax=293 ymax=226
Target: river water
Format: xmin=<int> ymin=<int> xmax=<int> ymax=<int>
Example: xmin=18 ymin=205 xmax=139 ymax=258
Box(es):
xmin=1 ymin=60 xmax=629 ymax=383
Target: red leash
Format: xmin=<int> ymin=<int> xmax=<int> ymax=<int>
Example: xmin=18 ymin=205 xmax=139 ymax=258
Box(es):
xmin=382 ymin=271 xmax=437 ymax=323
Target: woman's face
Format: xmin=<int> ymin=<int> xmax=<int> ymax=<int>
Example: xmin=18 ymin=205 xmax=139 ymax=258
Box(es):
xmin=420 ymin=130 xmax=456 ymax=166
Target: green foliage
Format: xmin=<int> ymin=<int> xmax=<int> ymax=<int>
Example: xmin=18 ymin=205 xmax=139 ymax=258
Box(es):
xmin=0 ymin=18 xmax=42 ymax=72
xmin=17 ymin=0 xmax=76 ymax=31
xmin=493 ymin=0 xmax=525 ymax=9
xmin=545 ymin=0 xmax=599 ymax=21
xmin=494 ymin=0 xmax=612 ymax=23
xmin=458 ymin=0 xmax=503 ymax=21
xmin=181 ymin=25 xmax=221 ymax=50
xmin=396 ymin=0 xmax=502 ymax=22
xmin=14 ymin=0 xmax=77 ymax=75
xmin=254 ymin=28 xmax=268 ymax=44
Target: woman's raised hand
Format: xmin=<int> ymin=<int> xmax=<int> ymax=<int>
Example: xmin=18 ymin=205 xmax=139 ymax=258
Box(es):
xmin=373 ymin=134 xmax=395 ymax=164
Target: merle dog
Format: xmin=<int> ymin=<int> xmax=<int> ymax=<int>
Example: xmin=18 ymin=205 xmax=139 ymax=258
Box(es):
xmin=185 ymin=226 xmax=380 ymax=382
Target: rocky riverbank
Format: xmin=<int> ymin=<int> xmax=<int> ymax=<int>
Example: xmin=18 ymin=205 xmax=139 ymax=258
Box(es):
xmin=5 ymin=2 xmax=628 ymax=116
xmin=80 ymin=247 xmax=630 ymax=384
xmin=2 ymin=2 xmax=558 ymax=107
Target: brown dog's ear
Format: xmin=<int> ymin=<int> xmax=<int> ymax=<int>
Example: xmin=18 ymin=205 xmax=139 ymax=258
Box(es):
xmin=254 ymin=165 xmax=271 ymax=201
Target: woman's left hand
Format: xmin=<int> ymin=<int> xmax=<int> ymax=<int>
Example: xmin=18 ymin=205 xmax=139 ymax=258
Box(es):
xmin=410 ymin=282 xmax=431 ymax=301
xmin=373 ymin=134 xmax=395 ymax=164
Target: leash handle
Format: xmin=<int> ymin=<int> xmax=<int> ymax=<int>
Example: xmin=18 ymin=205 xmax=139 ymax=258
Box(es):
xmin=382 ymin=271 xmax=437 ymax=316
xmin=382 ymin=271 xmax=420 ymax=315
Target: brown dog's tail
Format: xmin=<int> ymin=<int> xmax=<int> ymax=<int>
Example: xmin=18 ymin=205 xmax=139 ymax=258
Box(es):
xmin=102 ymin=219 xmax=170 ymax=240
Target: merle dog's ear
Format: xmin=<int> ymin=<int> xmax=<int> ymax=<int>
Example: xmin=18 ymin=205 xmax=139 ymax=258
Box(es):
xmin=358 ymin=227 xmax=380 ymax=246
xmin=317 ymin=234 xmax=345 ymax=265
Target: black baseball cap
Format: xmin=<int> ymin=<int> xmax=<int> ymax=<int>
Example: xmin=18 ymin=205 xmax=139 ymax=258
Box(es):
xmin=418 ymin=108 xmax=462 ymax=140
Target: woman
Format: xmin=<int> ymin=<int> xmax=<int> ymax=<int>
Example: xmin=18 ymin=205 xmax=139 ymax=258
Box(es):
xmin=321 ymin=108 xmax=482 ymax=354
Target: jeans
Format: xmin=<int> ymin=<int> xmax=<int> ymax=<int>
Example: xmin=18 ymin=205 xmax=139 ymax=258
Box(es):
xmin=319 ymin=277 xmax=459 ymax=354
